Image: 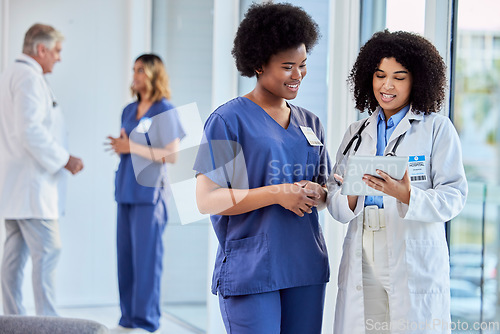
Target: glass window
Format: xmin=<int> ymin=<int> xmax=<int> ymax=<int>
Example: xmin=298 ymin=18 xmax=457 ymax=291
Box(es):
xmin=152 ymin=0 xmax=214 ymax=331
xmin=360 ymin=0 xmax=425 ymax=45
xmin=450 ymin=0 xmax=500 ymax=329
xmin=385 ymin=0 xmax=425 ymax=35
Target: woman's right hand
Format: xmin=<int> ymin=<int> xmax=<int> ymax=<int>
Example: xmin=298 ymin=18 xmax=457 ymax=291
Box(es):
xmin=105 ymin=128 xmax=130 ymax=155
xmin=275 ymin=183 xmax=320 ymax=217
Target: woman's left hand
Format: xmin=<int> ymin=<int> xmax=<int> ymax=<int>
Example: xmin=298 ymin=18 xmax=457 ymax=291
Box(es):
xmin=363 ymin=169 xmax=411 ymax=204
xmin=106 ymin=128 xmax=130 ymax=155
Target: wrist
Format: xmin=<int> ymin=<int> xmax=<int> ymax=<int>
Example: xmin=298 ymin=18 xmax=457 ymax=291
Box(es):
xmin=397 ymin=187 xmax=411 ymax=205
xmin=402 ymin=188 xmax=411 ymax=205
xmin=320 ymin=186 xmax=328 ymax=202
xmin=267 ymin=184 xmax=282 ymax=204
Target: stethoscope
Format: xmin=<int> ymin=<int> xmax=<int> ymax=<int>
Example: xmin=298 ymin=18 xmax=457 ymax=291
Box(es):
xmin=342 ymin=118 xmax=413 ymax=157
xmin=15 ymin=59 xmax=58 ymax=108
xmin=342 ymin=118 xmax=370 ymax=156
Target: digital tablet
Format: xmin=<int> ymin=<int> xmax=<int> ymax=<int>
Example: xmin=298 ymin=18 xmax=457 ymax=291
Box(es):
xmin=340 ymin=155 xmax=408 ymax=196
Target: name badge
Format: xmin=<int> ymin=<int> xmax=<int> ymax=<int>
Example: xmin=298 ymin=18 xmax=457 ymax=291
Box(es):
xmin=136 ymin=117 xmax=152 ymax=133
xmin=408 ymin=155 xmax=427 ymax=182
xmin=300 ymin=126 xmax=323 ymax=146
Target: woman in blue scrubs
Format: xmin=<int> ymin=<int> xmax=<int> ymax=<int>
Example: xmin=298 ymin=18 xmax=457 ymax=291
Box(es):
xmin=106 ymin=54 xmax=185 ymax=333
xmin=194 ymin=3 xmax=331 ymax=333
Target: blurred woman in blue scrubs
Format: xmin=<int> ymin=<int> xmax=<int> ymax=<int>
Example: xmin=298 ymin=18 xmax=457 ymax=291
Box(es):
xmin=106 ymin=54 xmax=185 ymax=333
xmin=194 ymin=3 xmax=331 ymax=333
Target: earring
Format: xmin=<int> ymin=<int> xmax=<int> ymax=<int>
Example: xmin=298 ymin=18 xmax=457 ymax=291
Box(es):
xmin=256 ymin=70 xmax=262 ymax=75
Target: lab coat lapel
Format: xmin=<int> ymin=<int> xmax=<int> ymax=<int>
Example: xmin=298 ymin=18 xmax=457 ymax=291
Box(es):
xmin=364 ymin=110 xmax=379 ymax=141
xmin=386 ymin=105 xmax=423 ymax=154
xmin=357 ymin=110 xmax=379 ymax=156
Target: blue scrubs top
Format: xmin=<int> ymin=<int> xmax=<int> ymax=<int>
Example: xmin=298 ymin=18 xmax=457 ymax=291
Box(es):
xmin=193 ymin=97 xmax=331 ymax=297
xmin=364 ymin=105 xmax=409 ymax=208
xmin=115 ymin=98 xmax=186 ymax=204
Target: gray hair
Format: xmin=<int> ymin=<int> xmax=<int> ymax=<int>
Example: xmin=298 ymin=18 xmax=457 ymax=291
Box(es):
xmin=22 ymin=23 xmax=64 ymax=56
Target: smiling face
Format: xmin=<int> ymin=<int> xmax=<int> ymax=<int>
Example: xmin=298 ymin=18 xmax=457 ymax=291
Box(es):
xmin=372 ymin=57 xmax=413 ymax=117
xmin=257 ymin=44 xmax=307 ymax=101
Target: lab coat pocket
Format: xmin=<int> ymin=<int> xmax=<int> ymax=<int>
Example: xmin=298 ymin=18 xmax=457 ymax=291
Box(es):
xmin=405 ymin=239 xmax=449 ymax=294
xmin=224 ymin=234 xmax=271 ymax=295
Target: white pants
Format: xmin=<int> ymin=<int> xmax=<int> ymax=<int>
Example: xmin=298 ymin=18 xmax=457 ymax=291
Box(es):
xmin=362 ymin=210 xmax=390 ymax=334
xmin=1 ymin=219 xmax=61 ymax=316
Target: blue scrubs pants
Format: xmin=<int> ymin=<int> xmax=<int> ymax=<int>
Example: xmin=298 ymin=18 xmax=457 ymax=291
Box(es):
xmin=117 ymin=202 xmax=167 ymax=332
xmin=219 ymin=284 xmax=326 ymax=334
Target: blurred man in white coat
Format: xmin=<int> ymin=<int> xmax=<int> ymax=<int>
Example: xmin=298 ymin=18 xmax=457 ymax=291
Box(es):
xmin=0 ymin=23 xmax=83 ymax=316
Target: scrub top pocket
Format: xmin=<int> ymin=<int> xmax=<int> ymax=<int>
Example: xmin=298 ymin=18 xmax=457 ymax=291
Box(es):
xmin=223 ymin=234 xmax=271 ymax=296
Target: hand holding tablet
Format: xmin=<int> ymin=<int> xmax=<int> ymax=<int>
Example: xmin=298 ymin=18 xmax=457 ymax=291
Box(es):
xmin=340 ymin=156 xmax=408 ymax=196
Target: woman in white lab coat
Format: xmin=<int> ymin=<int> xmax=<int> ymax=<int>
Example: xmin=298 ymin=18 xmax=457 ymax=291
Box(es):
xmin=327 ymin=30 xmax=467 ymax=334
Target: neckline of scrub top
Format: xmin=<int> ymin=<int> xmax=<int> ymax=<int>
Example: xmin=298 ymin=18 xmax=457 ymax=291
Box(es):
xmin=135 ymin=100 xmax=156 ymax=121
xmin=240 ymin=96 xmax=294 ymax=131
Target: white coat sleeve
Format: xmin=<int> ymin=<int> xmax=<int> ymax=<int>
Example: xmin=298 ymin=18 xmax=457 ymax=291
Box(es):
xmin=399 ymin=118 xmax=468 ymax=223
xmin=326 ymin=123 xmax=364 ymax=223
xmin=15 ymin=74 xmax=69 ymax=175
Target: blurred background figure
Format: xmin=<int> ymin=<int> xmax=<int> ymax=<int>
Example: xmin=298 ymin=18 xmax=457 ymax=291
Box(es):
xmin=106 ymin=54 xmax=185 ymax=334
xmin=0 ymin=23 xmax=84 ymax=317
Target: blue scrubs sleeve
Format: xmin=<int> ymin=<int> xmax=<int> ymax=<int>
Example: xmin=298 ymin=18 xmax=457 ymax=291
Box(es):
xmin=193 ymin=113 xmax=245 ymax=189
xmin=137 ymin=101 xmax=186 ymax=148
xmin=156 ymin=107 xmax=186 ymax=145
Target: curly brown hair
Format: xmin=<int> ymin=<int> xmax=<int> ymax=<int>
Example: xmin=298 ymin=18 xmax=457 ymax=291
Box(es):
xmin=232 ymin=2 xmax=320 ymax=78
xmin=349 ymin=30 xmax=446 ymax=114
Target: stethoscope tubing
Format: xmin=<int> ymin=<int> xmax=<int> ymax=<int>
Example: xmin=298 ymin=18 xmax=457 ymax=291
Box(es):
xmin=342 ymin=118 xmax=413 ymax=158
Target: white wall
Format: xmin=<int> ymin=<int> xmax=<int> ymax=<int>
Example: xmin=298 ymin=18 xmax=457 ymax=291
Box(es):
xmin=0 ymin=1 xmax=7 ymax=71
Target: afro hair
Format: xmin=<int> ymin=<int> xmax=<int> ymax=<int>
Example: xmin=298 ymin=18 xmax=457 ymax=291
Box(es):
xmin=349 ymin=29 xmax=447 ymax=114
xmin=232 ymin=2 xmax=320 ymax=78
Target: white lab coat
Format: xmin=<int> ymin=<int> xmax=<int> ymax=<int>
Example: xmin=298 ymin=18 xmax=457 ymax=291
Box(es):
xmin=327 ymin=107 xmax=467 ymax=334
xmin=0 ymin=54 xmax=69 ymax=219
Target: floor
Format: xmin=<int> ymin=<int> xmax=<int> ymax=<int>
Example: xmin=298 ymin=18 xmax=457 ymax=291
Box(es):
xmin=58 ymin=304 xmax=206 ymax=334
xmin=163 ymin=304 xmax=206 ymax=333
